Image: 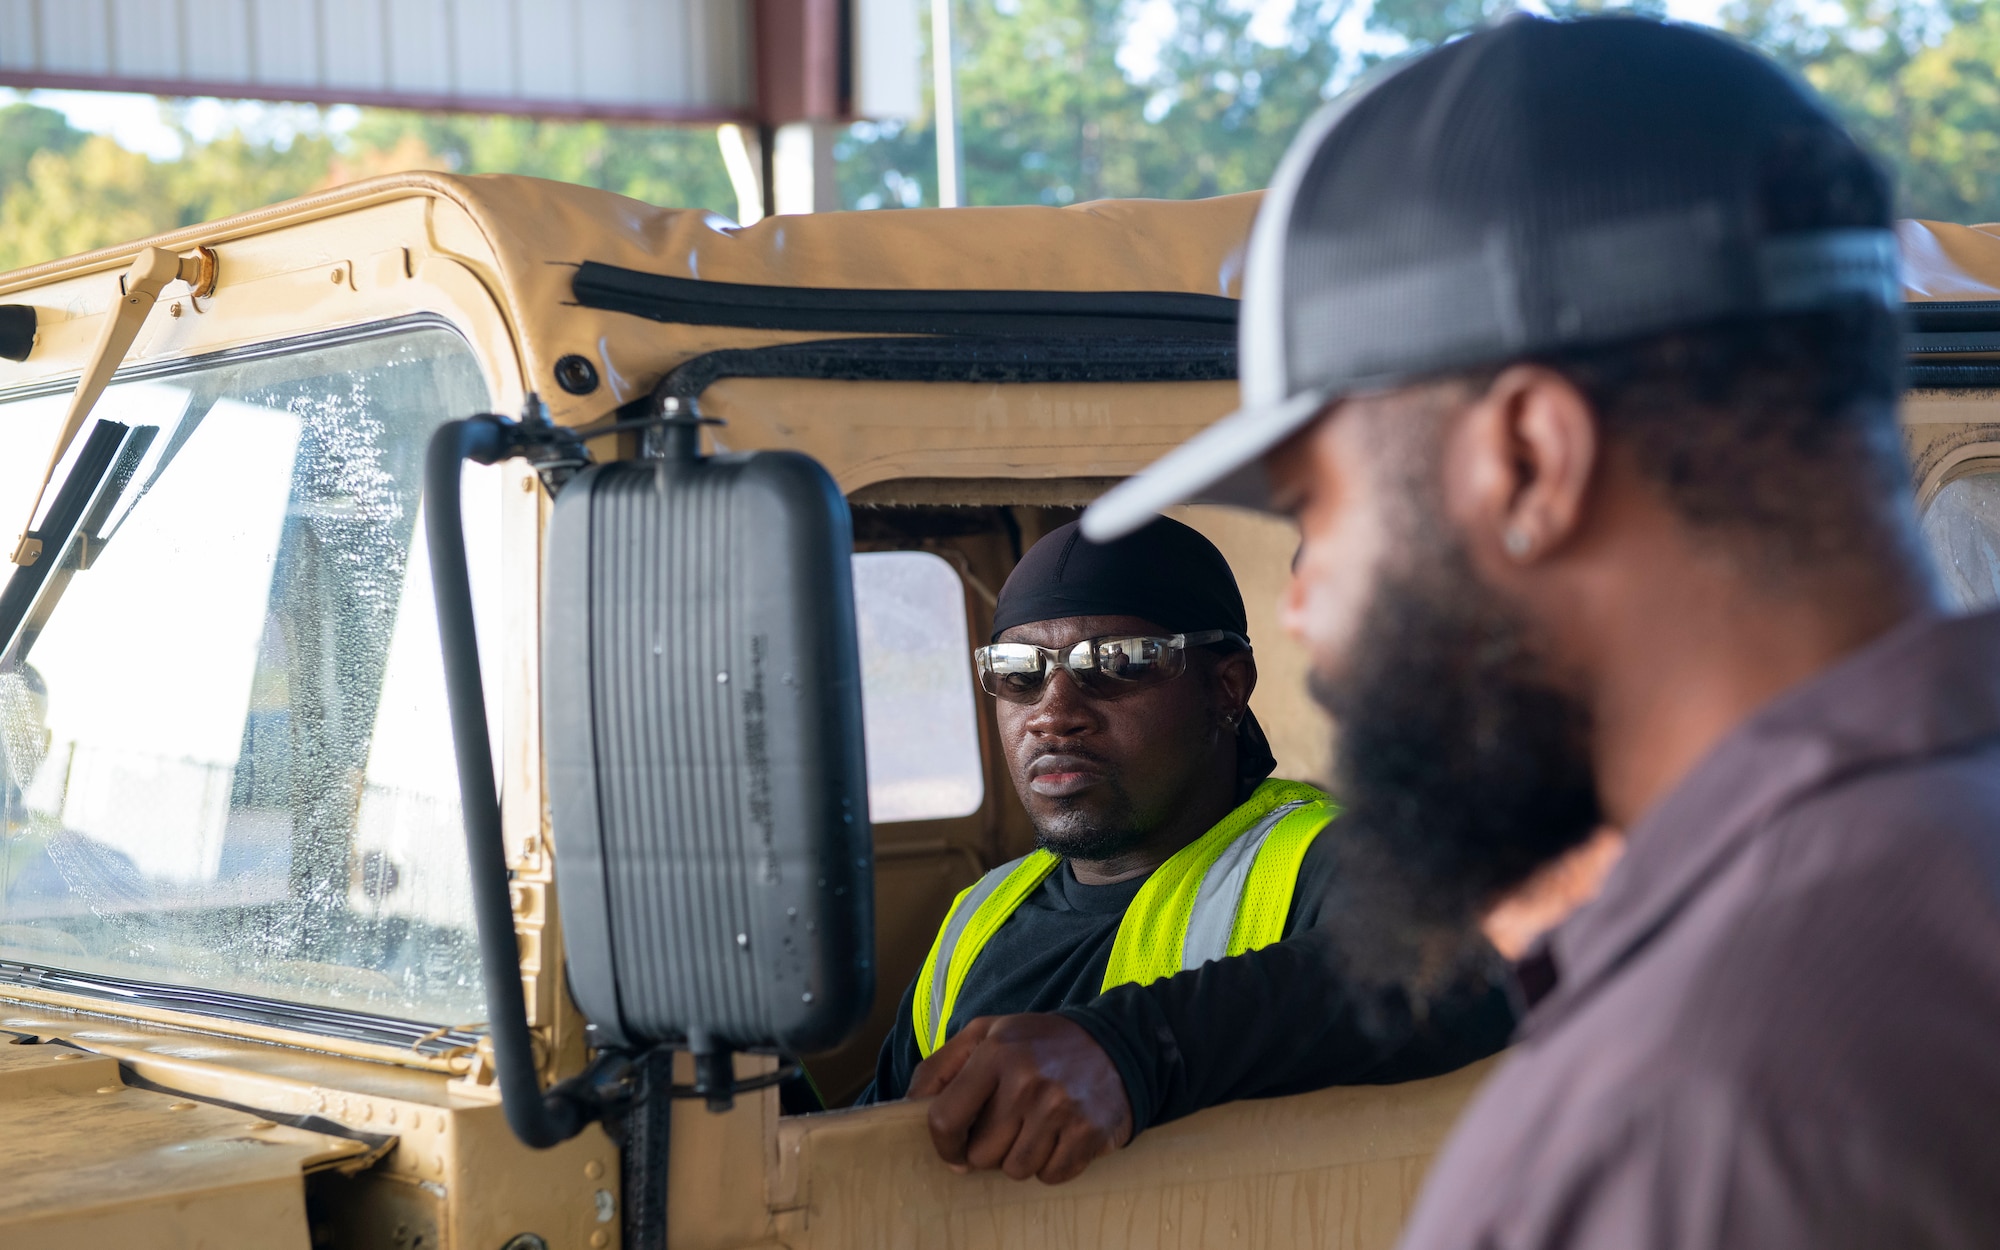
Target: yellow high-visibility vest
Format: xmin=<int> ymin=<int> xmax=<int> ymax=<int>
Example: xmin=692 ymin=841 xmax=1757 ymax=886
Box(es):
xmin=912 ymin=778 xmax=1337 ymax=1058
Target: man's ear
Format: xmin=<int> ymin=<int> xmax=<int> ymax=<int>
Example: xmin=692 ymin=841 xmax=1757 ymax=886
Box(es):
xmin=1210 ymin=649 xmax=1257 ymax=723
xmin=1450 ymin=364 xmax=1600 ymax=567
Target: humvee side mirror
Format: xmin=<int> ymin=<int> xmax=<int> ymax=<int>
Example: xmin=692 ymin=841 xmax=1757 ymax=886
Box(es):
xmin=426 ymin=399 xmax=873 ymax=1151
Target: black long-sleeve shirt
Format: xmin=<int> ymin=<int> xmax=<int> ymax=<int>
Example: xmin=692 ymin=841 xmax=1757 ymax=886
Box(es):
xmin=855 ymin=832 xmax=1515 ymax=1133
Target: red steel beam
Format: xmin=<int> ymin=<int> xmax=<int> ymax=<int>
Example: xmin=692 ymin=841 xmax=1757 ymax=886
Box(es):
xmin=753 ymin=0 xmax=847 ymax=125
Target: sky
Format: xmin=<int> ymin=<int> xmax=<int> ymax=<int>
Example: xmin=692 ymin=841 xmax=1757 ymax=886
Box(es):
xmin=5 ymin=0 xmax=1728 ymax=161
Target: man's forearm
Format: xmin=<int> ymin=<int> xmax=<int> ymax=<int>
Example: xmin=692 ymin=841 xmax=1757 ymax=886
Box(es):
xmin=1059 ymin=929 xmax=1516 ymax=1131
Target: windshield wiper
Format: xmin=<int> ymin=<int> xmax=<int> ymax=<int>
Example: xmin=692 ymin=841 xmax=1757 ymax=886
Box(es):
xmin=8 ymin=245 xmax=213 ymax=568
xmin=0 ymin=420 xmax=155 ymax=666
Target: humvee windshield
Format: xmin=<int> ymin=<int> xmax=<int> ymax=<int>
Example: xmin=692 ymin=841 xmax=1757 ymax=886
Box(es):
xmin=0 ymin=319 xmax=1004 ymax=1042
xmin=0 ymin=322 xmax=494 ymax=1028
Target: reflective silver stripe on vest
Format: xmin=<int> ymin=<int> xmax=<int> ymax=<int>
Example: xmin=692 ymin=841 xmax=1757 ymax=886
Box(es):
xmin=1179 ymin=800 xmax=1310 ymax=972
xmin=929 ymin=853 xmax=1030 ymax=1041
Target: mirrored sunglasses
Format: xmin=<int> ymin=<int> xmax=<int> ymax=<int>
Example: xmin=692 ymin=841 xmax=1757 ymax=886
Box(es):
xmin=972 ymin=630 xmax=1248 ymax=704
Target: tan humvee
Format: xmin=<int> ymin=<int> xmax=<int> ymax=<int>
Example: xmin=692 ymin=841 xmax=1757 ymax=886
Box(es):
xmin=0 ymin=174 xmax=1994 ymax=1249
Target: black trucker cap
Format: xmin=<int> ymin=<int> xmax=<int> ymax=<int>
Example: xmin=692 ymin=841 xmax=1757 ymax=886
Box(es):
xmin=1083 ymin=15 xmax=1900 ymax=540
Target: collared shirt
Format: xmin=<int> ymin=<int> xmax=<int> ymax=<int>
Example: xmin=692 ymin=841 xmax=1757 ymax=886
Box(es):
xmin=1399 ymin=610 xmax=2000 ymax=1250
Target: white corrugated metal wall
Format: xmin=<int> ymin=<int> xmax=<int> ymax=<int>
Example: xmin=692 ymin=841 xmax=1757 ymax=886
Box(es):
xmin=0 ymin=0 xmax=755 ymax=118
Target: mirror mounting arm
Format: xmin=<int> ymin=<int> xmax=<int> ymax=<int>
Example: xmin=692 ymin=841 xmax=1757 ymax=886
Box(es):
xmin=428 ymin=402 xmax=598 ymax=1148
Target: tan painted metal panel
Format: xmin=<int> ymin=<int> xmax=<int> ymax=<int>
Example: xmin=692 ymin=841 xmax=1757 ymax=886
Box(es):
xmin=2 ymin=1009 xmax=623 ymax=1249
xmin=1904 ymin=220 xmax=2000 ymax=298
xmin=701 ymin=376 xmax=1241 ymax=495
xmin=0 ymin=1039 xmax=369 ymax=1249
xmin=767 ymin=1060 xmax=1496 ymax=1250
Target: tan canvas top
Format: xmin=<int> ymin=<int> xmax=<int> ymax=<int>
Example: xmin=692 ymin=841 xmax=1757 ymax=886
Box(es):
xmin=1 ymin=175 xmax=1991 ymax=413
xmin=0 ymin=176 xmax=1992 ymax=497
xmin=1899 ymin=220 xmax=2000 ymax=300
xmin=0 ymin=174 xmax=1263 ymax=495
xmin=0 ymin=173 xmax=1253 ymax=411
xmin=0 ymin=172 xmax=1260 ymax=297
xmin=2 ymin=173 xmax=1986 ymax=334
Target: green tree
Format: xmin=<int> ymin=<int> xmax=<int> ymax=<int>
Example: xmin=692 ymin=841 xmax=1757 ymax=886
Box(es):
xmin=0 ymin=105 xmax=736 ymax=271
xmin=1367 ymin=0 xmax=1509 ymax=48
xmin=346 ymin=110 xmax=736 ymax=216
xmin=1142 ymin=0 xmax=1347 ymax=199
xmin=1727 ymin=0 xmax=2000 ymax=222
xmin=13 ymin=0 xmax=2000 ymax=276
xmin=840 ymin=0 xmax=1350 ymax=209
xmin=166 ymin=128 xmax=338 ymax=226
xmin=1358 ymin=0 xmax=2000 ymax=223
xmin=0 ymin=122 xmax=336 ymax=271
xmin=0 ymin=103 xmax=85 ymax=196
xmin=0 ymin=136 xmax=175 ymax=270
xmin=1364 ymin=0 xmax=1663 ymax=49
xmin=955 ymin=0 xmax=1147 ymax=205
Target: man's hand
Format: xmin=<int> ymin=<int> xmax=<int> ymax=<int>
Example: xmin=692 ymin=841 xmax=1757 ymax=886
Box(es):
xmin=907 ymin=1013 xmax=1134 ymax=1184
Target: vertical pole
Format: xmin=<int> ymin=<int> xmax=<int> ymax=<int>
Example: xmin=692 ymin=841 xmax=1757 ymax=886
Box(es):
xmin=759 ymin=123 xmax=779 ymax=220
xmin=931 ymin=0 xmax=962 ymax=207
xmin=773 ymin=122 xmax=843 ymax=214
xmin=717 ymin=124 xmax=767 ymax=226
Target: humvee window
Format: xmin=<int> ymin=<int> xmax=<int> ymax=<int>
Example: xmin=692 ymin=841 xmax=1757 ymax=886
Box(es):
xmin=852 ymin=549 xmax=984 ymax=823
xmin=1921 ymin=468 xmax=2000 ymax=609
xmin=0 ymin=324 xmax=492 ymax=1027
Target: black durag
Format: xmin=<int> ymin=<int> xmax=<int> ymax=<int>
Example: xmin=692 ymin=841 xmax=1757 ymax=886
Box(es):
xmin=991 ymin=517 xmax=1277 ymax=794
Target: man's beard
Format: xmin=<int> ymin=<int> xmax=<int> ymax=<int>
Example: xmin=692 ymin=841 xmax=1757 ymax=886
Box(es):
xmin=1031 ymin=778 xmax=1146 ymax=862
xmin=1313 ymin=522 xmax=1603 ymax=993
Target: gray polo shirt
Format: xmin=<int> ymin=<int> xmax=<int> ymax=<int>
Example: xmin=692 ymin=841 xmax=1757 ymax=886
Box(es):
xmin=1400 ymin=609 xmax=2000 ymax=1250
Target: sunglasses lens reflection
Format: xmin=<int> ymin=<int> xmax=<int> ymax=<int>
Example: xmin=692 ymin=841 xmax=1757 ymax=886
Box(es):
xmin=976 ymin=636 xmax=1187 ymax=704
xmin=979 ymin=644 xmax=1048 ymax=702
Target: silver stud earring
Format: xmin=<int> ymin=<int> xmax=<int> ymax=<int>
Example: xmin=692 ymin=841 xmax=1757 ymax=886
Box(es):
xmin=1503 ymin=527 xmax=1533 ymax=558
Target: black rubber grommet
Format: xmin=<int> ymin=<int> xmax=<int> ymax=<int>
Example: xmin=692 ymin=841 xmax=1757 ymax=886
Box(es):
xmin=0 ymin=305 xmax=36 ymax=362
xmin=554 ymin=354 xmax=600 ymax=395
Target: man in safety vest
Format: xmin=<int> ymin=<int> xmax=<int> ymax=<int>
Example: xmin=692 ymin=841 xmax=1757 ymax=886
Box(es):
xmin=857 ymin=515 xmax=1514 ymax=1183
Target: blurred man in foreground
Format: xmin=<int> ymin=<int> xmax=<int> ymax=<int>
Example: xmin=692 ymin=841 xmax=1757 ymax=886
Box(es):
xmin=1087 ymin=15 xmax=2000 ymax=1246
